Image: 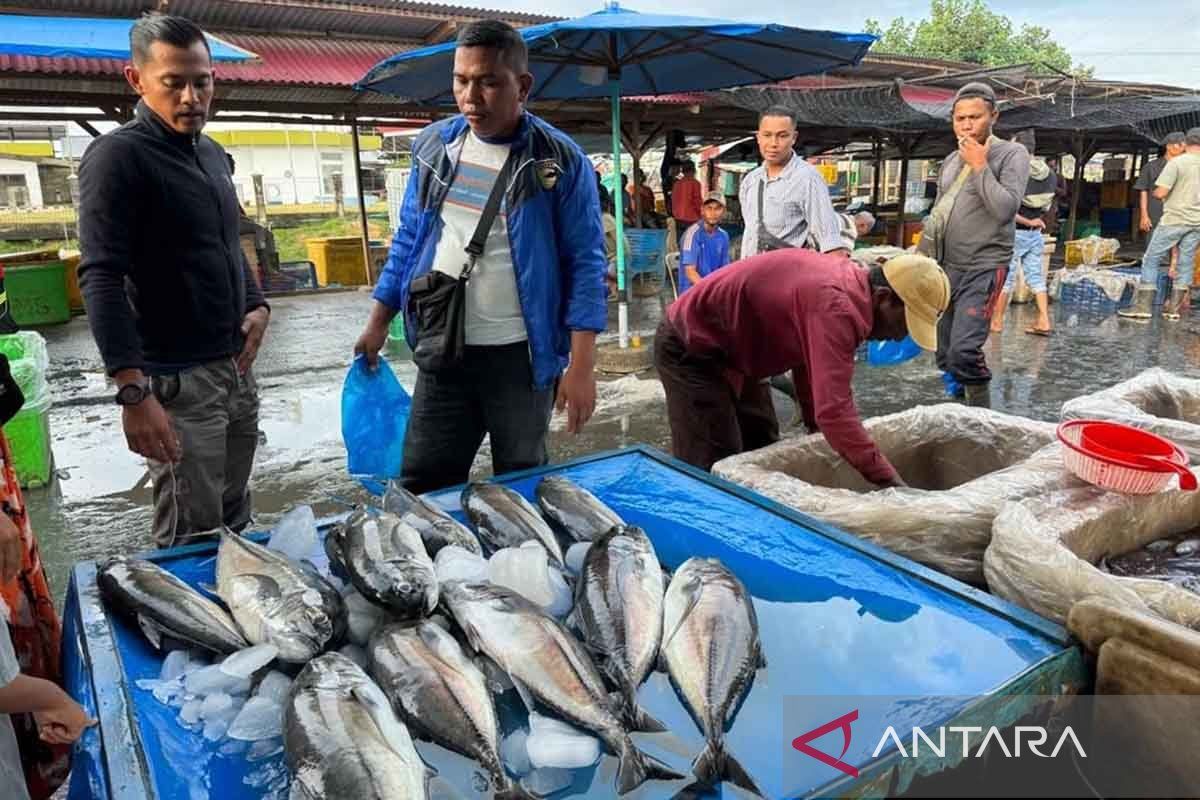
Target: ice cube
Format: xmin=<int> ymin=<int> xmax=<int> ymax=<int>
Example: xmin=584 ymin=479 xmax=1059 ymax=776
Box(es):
xmin=185 ymin=665 xmax=247 ymax=697
xmin=434 ymin=545 xmax=489 ymax=585
xmin=153 ymin=679 xmax=184 ymax=706
xmin=544 ymin=568 xmax=572 ymax=619
xmin=248 ymin=738 xmax=284 ymax=762
xmin=499 ymin=727 xmax=532 ymax=777
xmin=490 ymin=545 xmax=571 ymax=614
xmin=203 ymin=717 xmax=230 ymax=742
xmin=136 ymin=678 xmax=163 ymax=693
xmin=228 ymin=697 xmax=284 ymax=741
xmin=169 ymin=692 xmax=193 ymax=710
xmin=526 ymin=713 xmax=601 ymax=770
xmin=200 ymin=693 xmax=234 ymax=719
xmin=180 ymin=698 xmax=204 ymax=725
xmin=339 ymin=644 xmax=368 ymax=670
xmin=255 ymin=671 xmax=293 ymax=705
xmin=268 ymin=506 xmax=319 ymax=563
xmin=219 ymin=739 xmax=249 ymax=757
xmin=220 ymin=644 xmax=279 ymax=679
xmin=161 ymin=650 xmax=191 ymax=682
xmin=344 ymin=590 xmax=386 ymax=647
xmin=1175 ymin=538 xmax=1200 ymax=557
xmin=565 ymin=542 xmax=591 ymax=576
xmin=521 ymin=767 xmax=573 ymax=797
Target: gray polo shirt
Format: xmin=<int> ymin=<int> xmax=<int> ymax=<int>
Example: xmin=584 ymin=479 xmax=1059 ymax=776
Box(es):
xmin=936 ymin=140 xmax=1030 ymax=271
xmin=738 ymin=154 xmax=843 ymax=257
xmin=1 ymin=622 xmax=31 ymax=800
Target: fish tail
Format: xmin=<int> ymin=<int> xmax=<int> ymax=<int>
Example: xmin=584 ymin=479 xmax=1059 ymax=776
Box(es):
xmin=620 ymin=689 xmax=667 ymax=733
xmin=615 ymin=736 xmax=685 ymax=795
xmin=687 ymin=739 xmax=764 ymax=798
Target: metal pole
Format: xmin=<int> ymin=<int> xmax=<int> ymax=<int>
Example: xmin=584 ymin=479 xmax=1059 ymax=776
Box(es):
xmin=349 ymin=113 xmax=373 ymax=286
xmin=895 ymin=141 xmax=910 ymax=247
xmin=871 ymin=139 xmax=882 ymax=208
xmin=611 ymin=76 xmax=628 ymax=349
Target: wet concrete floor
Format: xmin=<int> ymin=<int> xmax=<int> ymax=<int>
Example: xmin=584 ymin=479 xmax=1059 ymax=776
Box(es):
xmin=27 ymin=286 xmax=1200 ymax=602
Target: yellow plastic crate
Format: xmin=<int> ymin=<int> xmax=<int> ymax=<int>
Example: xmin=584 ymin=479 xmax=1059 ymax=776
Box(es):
xmin=1065 ymin=237 xmax=1119 ymax=268
xmin=305 ymin=237 xmax=369 ymax=287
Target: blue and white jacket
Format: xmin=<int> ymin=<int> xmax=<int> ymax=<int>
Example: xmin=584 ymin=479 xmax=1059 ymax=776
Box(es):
xmin=373 ymin=112 xmax=607 ymax=390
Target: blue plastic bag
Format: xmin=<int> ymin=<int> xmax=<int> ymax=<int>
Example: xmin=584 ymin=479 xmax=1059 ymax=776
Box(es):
xmin=941 ymin=370 xmax=964 ymax=399
xmin=866 ymin=335 xmax=923 ymax=367
xmin=341 ymin=354 xmax=410 ymax=495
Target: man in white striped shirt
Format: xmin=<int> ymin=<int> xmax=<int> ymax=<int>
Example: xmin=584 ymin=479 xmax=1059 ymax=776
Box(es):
xmin=738 ymin=106 xmax=848 ymax=258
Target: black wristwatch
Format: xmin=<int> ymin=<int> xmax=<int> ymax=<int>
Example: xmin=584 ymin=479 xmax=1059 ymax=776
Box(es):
xmin=115 ymin=380 xmax=152 ymax=406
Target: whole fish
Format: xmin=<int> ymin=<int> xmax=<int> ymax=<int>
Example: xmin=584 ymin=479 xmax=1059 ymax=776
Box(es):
xmin=535 ymin=476 xmax=624 ymax=542
xmin=461 ymin=482 xmax=565 ymax=565
xmin=369 ymin=621 xmax=523 ymax=798
xmin=285 ymin=652 xmax=429 ymax=800
xmin=574 ymin=525 xmax=665 ymax=731
xmin=662 ymin=557 xmax=765 ymax=797
xmin=327 ymin=510 xmax=438 ymax=620
xmin=216 ymin=530 xmax=346 ymax=663
xmin=98 ymin=557 xmax=249 ymax=655
xmin=441 ymin=581 xmax=682 ymax=795
xmin=384 ymin=480 xmax=483 ymax=556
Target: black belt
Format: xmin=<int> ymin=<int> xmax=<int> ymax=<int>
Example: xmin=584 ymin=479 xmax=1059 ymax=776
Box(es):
xmin=1016 ymin=223 xmax=1041 ymax=231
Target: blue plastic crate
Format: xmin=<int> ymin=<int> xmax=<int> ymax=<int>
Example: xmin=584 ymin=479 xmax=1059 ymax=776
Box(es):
xmin=1111 ymin=267 xmax=1172 ymax=306
xmin=1058 ymin=278 xmax=1134 ymax=314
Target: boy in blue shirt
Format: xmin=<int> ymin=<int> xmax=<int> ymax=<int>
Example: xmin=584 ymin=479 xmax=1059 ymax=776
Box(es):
xmin=679 ymin=192 xmax=732 ymax=292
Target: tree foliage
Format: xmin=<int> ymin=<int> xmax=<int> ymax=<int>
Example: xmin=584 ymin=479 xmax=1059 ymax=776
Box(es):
xmin=865 ymin=0 xmax=1092 ymax=77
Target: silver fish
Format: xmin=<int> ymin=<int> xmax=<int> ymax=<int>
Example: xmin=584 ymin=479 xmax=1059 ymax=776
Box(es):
xmin=662 ymin=557 xmax=765 ymax=797
xmin=535 ymin=476 xmax=624 ymax=542
xmin=216 ymin=530 xmax=346 ymax=663
xmin=461 ymin=482 xmax=565 ymax=565
xmin=285 ymin=652 xmax=429 ymax=800
xmin=441 ymin=581 xmax=682 ymax=795
xmin=574 ymin=525 xmax=665 ymax=731
xmin=327 ymin=510 xmax=438 ymax=620
xmin=98 ymin=557 xmax=249 ymax=655
xmin=368 ymin=621 xmax=523 ymax=798
xmin=384 ymin=480 xmax=483 ymax=556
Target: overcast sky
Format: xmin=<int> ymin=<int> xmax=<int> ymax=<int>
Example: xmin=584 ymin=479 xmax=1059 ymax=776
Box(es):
xmin=497 ymin=0 xmax=1200 ymax=89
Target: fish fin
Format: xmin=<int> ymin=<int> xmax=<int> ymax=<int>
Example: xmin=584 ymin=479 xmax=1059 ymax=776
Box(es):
xmin=629 ymin=703 xmax=668 ymax=734
xmin=661 ymin=575 xmax=703 ymax=654
xmin=758 ymin=645 xmax=768 ymax=670
xmin=689 ymin=740 xmax=763 ymax=798
xmin=615 ymin=737 xmax=686 ymax=795
xmin=137 ymin=614 xmax=163 ymax=650
xmin=227 ymin=574 xmax=283 ymax=613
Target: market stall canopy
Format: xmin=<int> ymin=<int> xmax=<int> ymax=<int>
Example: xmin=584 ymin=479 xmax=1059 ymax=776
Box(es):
xmin=357 ymin=4 xmax=875 ymax=103
xmin=0 ymin=14 xmax=259 ymax=62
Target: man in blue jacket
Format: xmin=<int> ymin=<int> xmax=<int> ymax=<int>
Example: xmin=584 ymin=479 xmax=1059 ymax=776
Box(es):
xmin=355 ymin=20 xmax=607 ymax=493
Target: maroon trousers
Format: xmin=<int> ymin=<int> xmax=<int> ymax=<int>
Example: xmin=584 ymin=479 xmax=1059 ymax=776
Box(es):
xmin=654 ymin=318 xmax=780 ymax=471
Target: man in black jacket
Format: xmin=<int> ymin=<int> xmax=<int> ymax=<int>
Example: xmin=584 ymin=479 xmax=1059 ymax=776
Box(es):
xmin=78 ymin=14 xmax=270 ymax=548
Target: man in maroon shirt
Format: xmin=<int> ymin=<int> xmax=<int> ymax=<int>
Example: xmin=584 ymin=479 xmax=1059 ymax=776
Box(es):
xmin=653 ymin=251 xmax=949 ymax=487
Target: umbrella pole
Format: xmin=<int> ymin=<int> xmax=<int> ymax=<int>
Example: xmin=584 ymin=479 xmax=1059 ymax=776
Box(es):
xmin=611 ymin=77 xmax=629 ymax=349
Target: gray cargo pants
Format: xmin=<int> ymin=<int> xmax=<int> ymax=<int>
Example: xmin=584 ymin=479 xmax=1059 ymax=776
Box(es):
xmin=148 ymin=359 xmax=260 ymax=548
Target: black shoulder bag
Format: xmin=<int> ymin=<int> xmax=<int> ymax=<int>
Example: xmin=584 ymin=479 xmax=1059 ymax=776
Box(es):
xmin=407 ymin=150 xmax=519 ymax=373
xmin=756 ymin=178 xmax=795 ymax=253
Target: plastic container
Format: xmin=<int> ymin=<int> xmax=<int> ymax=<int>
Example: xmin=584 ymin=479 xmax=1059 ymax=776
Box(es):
xmin=5 ymin=260 xmax=70 ymax=325
xmin=305 ymin=237 xmax=368 ymax=287
xmin=3 ymin=399 xmax=52 ymax=487
xmin=1058 ymin=420 xmax=1189 ymax=495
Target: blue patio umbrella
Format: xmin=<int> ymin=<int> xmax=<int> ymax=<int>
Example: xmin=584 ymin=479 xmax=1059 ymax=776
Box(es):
xmin=358 ymin=3 xmax=874 ymax=346
xmin=0 ymin=15 xmax=258 ymax=62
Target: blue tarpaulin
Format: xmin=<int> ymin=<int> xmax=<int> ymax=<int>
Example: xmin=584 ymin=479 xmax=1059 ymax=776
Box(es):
xmin=0 ymin=15 xmax=257 ymax=62
xmin=62 ymin=447 xmax=1085 ymax=799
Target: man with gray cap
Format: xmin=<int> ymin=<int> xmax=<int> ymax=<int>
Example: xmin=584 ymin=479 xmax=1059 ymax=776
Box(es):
xmin=1121 ymin=127 xmax=1200 ymax=320
xmin=920 ymin=82 xmax=1029 ymax=407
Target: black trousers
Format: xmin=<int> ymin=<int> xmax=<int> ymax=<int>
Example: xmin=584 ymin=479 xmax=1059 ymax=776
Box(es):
xmin=936 ymin=266 xmax=1007 ymax=386
xmin=399 ymin=342 xmax=555 ymax=495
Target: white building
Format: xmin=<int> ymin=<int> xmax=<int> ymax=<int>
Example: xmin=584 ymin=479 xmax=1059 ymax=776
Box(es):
xmin=0 ymin=155 xmax=42 ymax=207
xmin=206 ymin=126 xmax=383 ymax=207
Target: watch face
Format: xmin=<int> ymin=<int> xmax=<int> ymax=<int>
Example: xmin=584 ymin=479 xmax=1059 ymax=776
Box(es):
xmin=117 ymin=383 xmax=147 ymax=405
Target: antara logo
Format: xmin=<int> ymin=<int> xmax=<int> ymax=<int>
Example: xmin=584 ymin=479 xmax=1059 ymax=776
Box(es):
xmin=792 ymin=710 xmax=1087 ymax=778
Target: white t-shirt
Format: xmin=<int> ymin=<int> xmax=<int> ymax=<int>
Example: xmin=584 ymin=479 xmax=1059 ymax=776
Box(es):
xmin=430 ymin=132 xmax=527 ymax=346
xmin=0 ymin=622 xmax=31 ymax=800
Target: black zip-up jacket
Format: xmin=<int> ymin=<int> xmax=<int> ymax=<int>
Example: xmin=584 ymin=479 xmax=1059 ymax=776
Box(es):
xmin=78 ymin=101 xmax=267 ymax=376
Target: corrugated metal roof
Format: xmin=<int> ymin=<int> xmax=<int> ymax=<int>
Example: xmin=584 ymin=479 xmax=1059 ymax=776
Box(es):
xmin=0 ymin=34 xmax=408 ymax=88
xmin=0 ymin=1 xmax=554 ymax=38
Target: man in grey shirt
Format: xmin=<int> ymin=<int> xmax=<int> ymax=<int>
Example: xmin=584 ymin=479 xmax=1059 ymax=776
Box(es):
xmin=738 ymin=106 xmax=847 ymax=258
xmin=926 ymin=82 xmax=1029 ymax=407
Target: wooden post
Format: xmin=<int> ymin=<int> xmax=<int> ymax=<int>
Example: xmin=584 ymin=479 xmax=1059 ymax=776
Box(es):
xmin=1066 ymin=135 xmax=1085 ymax=243
xmin=349 ymin=113 xmax=373 ymax=286
xmin=871 ymin=139 xmax=882 ymax=208
xmin=895 ymin=140 xmax=910 ymax=247
xmin=333 ymin=174 xmax=345 ymax=217
xmin=252 ymin=174 xmax=267 ymax=226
